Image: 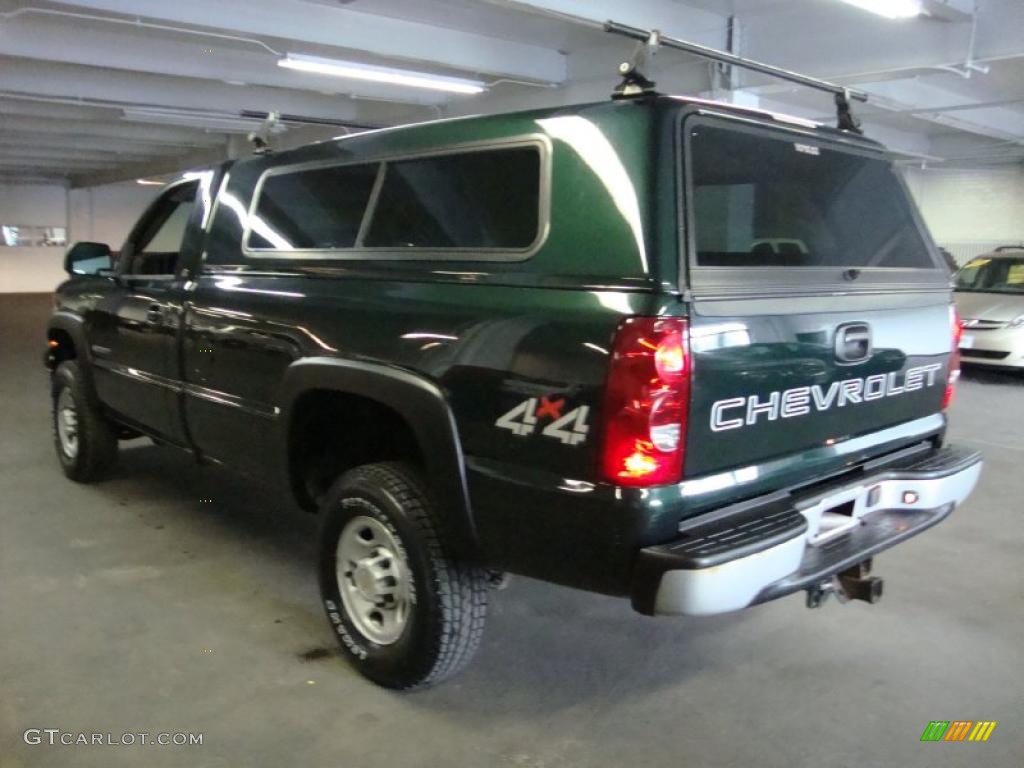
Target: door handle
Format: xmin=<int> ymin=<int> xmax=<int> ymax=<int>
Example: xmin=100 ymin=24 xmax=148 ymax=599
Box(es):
xmin=145 ymin=303 xmax=163 ymax=324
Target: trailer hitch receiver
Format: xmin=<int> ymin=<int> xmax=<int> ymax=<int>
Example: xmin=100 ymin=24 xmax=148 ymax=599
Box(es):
xmin=806 ymin=560 xmax=883 ymax=608
xmin=838 ymin=560 xmax=884 ymax=604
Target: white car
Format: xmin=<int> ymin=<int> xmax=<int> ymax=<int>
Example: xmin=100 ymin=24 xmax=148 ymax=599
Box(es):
xmin=954 ymin=247 xmax=1024 ymax=370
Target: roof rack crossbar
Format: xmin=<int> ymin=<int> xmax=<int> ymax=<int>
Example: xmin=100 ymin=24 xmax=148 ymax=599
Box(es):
xmin=604 ymin=20 xmax=868 ymax=133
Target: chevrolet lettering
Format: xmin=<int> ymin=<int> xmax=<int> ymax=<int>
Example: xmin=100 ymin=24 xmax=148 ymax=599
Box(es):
xmin=711 ymin=364 xmax=945 ymax=431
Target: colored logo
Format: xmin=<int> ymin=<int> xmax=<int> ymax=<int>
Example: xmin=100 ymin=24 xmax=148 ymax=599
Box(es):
xmin=920 ymin=721 xmax=997 ymax=742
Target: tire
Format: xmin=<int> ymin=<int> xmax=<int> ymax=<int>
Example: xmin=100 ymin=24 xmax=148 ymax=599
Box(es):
xmin=51 ymin=360 xmax=118 ymax=482
xmin=317 ymin=462 xmax=487 ymax=689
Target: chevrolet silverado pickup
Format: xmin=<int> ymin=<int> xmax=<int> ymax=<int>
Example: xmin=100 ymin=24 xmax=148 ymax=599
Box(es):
xmin=47 ymin=93 xmax=982 ymax=688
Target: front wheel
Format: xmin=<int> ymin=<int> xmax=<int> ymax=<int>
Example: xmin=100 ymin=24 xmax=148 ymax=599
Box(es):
xmin=317 ymin=462 xmax=488 ymax=689
xmin=51 ymin=360 xmax=118 ymax=482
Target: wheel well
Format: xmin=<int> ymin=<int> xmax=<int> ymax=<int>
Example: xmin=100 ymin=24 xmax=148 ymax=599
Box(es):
xmin=47 ymin=329 xmax=77 ymax=367
xmin=288 ymin=389 xmax=423 ymax=513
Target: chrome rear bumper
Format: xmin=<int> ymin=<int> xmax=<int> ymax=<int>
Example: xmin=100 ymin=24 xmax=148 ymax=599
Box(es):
xmin=632 ymin=444 xmax=982 ymax=616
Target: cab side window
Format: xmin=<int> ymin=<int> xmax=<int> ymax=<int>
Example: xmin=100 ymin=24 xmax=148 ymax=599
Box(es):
xmin=126 ymin=181 xmax=199 ymax=276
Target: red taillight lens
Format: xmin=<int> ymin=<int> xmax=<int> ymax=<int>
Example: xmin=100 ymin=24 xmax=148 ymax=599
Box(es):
xmin=944 ymin=305 xmax=962 ymax=410
xmin=600 ymin=317 xmax=690 ymax=486
xmin=653 ymin=327 xmax=686 ymax=382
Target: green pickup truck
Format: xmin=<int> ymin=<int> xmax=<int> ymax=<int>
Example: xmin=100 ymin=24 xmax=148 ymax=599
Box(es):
xmin=47 ymin=92 xmax=981 ymax=689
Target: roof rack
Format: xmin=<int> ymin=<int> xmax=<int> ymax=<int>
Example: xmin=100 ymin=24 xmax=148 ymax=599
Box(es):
xmin=604 ymin=20 xmax=868 ymax=134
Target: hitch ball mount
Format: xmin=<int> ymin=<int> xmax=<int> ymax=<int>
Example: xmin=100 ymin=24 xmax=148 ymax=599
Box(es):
xmin=806 ymin=559 xmax=883 ymax=609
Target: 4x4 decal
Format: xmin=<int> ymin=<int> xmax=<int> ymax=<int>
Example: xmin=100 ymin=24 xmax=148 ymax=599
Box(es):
xmin=495 ymin=397 xmax=590 ymax=446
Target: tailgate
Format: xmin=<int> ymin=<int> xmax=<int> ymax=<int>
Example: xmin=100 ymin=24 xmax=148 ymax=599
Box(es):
xmin=685 ymin=294 xmax=952 ymax=477
xmin=680 ymin=113 xmax=954 ymax=477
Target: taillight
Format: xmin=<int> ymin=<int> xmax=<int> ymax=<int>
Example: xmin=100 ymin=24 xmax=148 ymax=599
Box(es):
xmin=944 ymin=305 xmax=962 ymax=410
xmin=600 ymin=317 xmax=690 ymax=486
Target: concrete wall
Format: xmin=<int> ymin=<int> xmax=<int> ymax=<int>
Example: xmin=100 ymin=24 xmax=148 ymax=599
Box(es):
xmin=68 ymin=180 xmax=160 ymax=250
xmin=0 ymin=183 xmax=68 ymax=294
xmin=1 ymin=180 xmax=161 ymax=293
xmin=905 ymin=165 xmax=1024 ymax=264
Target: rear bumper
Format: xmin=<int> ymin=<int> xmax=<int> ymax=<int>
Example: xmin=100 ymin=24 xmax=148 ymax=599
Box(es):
xmin=631 ymin=444 xmax=982 ymax=616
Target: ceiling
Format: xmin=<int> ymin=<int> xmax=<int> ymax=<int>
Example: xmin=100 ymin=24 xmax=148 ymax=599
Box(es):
xmin=0 ymin=0 xmax=1021 ymax=186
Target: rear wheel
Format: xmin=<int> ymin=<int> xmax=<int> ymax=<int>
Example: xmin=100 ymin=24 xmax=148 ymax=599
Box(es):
xmin=51 ymin=361 xmax=118 ymax=482
xmin=317 ymin=462 xmax=487 ymax=689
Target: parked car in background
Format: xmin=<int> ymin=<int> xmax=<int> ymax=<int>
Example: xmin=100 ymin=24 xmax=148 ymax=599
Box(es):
xmin=954 ymin=247 xmax=1024 ymax=370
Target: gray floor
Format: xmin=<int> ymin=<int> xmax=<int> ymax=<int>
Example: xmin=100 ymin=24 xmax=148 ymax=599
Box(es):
xmin=1 ymin=293 xmax=1021 ymax=768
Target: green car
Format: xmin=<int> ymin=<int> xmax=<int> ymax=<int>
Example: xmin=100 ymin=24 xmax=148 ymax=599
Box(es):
xmin=48 ymin=92 xmax=981 ymax=689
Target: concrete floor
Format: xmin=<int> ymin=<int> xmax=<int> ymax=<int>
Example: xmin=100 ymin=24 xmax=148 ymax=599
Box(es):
xmin=1 ymin=292 xmax=1021 ymax=768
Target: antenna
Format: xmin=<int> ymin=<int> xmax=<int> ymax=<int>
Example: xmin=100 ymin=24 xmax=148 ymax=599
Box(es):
xmin=604 ymin=20 xmax=869 ymax=134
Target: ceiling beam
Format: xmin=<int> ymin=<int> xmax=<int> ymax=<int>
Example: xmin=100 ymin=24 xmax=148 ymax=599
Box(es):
xmin=0 ymin=96 xmax=121 ymax=122
xmin=0 ymin=113 xmax=226 ymax=146
xmin=921 ymin=0 xmax=975 ymax=22
xmin=0 ymin=14 xmax=449 ymax=106
xmin=0 ymin=173 xmax=68 ymax=185
xmin=0 ymin=132 xmax=193 ymax=156
xmin=0 ymin=58 xmax=425 ymax=127
xmin=499 ymin=0 xmax=728 ymax=48
xmin=928 ymin=131 xmax=1024 ymax=160
xmin=46 ymin=0 xmax=567 ymax=82
xmin=0 ymin=145 xmax=163 ymax=164
xmin=886 ymin=94 xmax=1024 ymax=114
xmin=736 ymin=0 xmax=1024 ymax=87
xmin=0 ymin=158 xmax=121 ymax=171
xmin=858 ymin=77 xmax=1024 ymax=142
xmin=737 ymin=67 xmax=1024 ymax=150
xmin=68 ymin=146 xmax=230 ymax=188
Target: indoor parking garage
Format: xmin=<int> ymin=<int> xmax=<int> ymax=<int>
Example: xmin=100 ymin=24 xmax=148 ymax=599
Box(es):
xmin=1 ymin=1 xmax=1022 ymax=766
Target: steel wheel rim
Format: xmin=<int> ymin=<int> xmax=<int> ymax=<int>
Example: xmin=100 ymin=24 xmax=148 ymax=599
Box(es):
xmin=56 ymin=388 xmax=79 ymax=459
xmin=336 ymin=514 xmax=411 ymax=646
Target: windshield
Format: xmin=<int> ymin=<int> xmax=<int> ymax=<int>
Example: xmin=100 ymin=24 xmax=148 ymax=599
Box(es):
xmin=955 ymin=255 xmax=1024 ymax=294
xmin=688 ymin=121 xmax=935 ymax=270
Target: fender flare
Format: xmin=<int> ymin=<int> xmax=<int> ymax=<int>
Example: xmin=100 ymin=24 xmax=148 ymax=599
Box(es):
xmin=45 ymin=311 xmax=94 ymax=382
xmin=277 ymin=357 xmax=479 ymax=559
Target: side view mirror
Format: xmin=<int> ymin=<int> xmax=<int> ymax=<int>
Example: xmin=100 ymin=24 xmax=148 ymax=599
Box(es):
xmin=64 ymin=241 xmax=112 ymax=276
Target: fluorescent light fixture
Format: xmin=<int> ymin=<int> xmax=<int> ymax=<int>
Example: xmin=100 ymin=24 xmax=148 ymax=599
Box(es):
xmin=278 ymin=53 xmax=486 ymax=95
xmin=836 ymin=0 xmax=923 ymax=18
xmin=136 ymin=178 xmax=165 ymax=186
